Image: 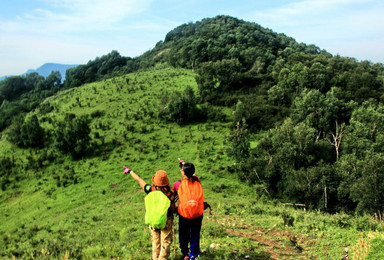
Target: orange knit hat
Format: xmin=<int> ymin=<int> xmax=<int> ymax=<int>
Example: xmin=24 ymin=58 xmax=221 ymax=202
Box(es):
xmin=152 ymin=170 xmax=169 ymax=187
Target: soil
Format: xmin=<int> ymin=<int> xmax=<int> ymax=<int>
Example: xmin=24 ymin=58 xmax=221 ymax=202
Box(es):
xmin=207 ymin=215 xmax=319 ymax=259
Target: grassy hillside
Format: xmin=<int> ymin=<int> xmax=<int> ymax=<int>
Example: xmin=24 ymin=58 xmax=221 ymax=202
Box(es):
xmin=1 ymin=67 xmax=384 ymax=259
xmin=3 ymin=15 xmax=384 ymax=215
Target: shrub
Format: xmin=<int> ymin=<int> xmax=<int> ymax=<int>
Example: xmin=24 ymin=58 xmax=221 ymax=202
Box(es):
xmin=20 ymin=115 xmax=45 ymax=148
xmin=282 ymin=211 xmax=295 ymax=226
xmin=353 ymin=215 xmax=377 ymax=231
xmin=333 ymin=213 xmax=352 ymax=228
xmin=91 ymin=110 xmax=105 ymax=118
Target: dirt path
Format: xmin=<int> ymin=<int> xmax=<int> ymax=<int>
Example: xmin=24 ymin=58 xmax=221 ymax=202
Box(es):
xmin=207 ymin=215 xmax=318 ymax=259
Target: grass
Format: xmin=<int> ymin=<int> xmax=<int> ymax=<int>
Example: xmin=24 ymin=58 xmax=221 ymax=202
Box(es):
xmin=1 ymin=66 xmax=384 ymax=259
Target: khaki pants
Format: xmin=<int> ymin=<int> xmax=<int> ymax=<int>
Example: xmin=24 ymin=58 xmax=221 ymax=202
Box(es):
xmin=150 ymin=217 xmax=173 ymax=260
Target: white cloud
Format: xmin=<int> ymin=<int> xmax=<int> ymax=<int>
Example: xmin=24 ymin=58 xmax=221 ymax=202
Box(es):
xmin=11 ymin=0 xmax=154 ymax=33
xmin=0 ymin=0 xmax=162 ymax=75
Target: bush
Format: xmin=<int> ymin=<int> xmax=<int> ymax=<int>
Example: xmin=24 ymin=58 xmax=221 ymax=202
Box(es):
xmin=282 ymin=211 xmax=295 ymax=226
xmin=199 ymin=103 xmax=226 ymax=122
xmin=91 ymin=110 xmax=105 ymax=118
xmin=20 ymin=115 xmax=45 ymax=148
xmin=353 ymin=215 xmax=377 ymax=231
xmin=333 ymin=213 xmax=352 ymax=228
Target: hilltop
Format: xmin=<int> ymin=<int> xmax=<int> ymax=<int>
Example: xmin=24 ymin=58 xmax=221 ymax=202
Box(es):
xmin=1 ymin=15 xmax=384 ymax=259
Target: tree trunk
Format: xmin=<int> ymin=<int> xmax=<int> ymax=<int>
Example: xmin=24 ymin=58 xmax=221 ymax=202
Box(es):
xmin=330 ymin=120 xmax=346 ymax=160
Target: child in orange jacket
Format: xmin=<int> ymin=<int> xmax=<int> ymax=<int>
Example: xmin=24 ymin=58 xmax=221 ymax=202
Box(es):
xmin=172 ymin=160 xmax=204 ymax=260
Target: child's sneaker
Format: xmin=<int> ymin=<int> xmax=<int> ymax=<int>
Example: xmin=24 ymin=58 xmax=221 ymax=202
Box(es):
xmin=183 ymin=256 xmax=190 ymax=260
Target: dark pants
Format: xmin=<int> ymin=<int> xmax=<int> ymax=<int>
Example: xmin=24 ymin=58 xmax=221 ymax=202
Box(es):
xmin=178 ymin=214 xmax=203 ymax=258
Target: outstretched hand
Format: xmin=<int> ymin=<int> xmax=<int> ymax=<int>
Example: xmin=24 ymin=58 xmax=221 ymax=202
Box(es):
xmin=123 ymin=166 xmax=132 ymax=174
xmin=178 ymin=158 xmax=185 ymax=168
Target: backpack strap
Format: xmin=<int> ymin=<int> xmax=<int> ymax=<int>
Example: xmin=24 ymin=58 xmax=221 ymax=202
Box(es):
xmin=152 ymin=186 xmax=172 ymax=200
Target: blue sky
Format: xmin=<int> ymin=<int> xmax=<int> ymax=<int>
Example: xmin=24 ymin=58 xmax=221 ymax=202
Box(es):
xmin=1 ymin=0 xmax=383 ymax=76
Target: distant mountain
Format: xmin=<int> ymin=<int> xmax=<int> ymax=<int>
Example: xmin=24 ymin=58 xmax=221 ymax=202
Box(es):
xmin=25 ymin=63 xmax=78 ymax=80
xmin=0 ymin=63 xmax=78 ymax=82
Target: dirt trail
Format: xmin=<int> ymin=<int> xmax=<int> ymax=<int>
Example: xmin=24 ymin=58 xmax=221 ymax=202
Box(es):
xmin=207 ymin=215 xmax=318 ymax=259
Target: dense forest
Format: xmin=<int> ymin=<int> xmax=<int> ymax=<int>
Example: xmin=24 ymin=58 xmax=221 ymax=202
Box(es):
xmin=1 ymin=15 xmax=384 ymax=216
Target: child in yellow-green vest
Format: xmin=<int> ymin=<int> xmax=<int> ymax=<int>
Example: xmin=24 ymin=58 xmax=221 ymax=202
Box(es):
xmin=123 ymin=167 xmax=175 ymax=260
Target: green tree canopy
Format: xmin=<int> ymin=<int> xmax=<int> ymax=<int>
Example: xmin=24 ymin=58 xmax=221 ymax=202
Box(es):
xmin=54 ymin=114 xmax=91 ymax=159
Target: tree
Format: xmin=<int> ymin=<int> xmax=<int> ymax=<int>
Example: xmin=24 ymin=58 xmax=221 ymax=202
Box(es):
xmin=268 ymin=83 xmax=292 ymax=107
xmin=54 ymin=114 xmax=91 ymax=159
xmin=251 ymin=118 xmax=333 ymax=200
xmin=20 ymin=115 xmax=45 ymax=148
xmin=232 ymin=100 xmax=246 ymax=128
xmin=64 ymin=50 xmax=128 ymax=88
xmin=26 ymin=72 xmax=44 ymax=90
xmin=337 ymin=100 xmax=384 ymax=214
xmin=308 ymin=62 xmax=330 ymax=93
xmin=0 ymin=157 xmax=16 ymax=191
xmin=43 ymin=71 xmax=62 ymax=91
xmin=335 ymin=153 xmax=359 ymax=212
xmin=343 ymin=100 xmax=384 ymax=157
xmin=6 ymin=114 xmax=25 ymax=146
xmin=228 ymin=119 xmax=250 ymax=163
xmin=284 ymin=162 xmax=335 ymax=210
xmin=268 ymin=64 xmax=309 ymax=107
xmin=97 ymin=50 xmax=126 ymax=76
xmin=196 ymin=59 xmax=242 ymax=102
xmin=291 ymin=88 xmax=326 ymax=131
xmin=159 ymin=86 xmax=199 ymax=124
xmin=328 ymin=120 xmax=346 ymax=160
xmin=0 ymin=76 xmax=29 ymax=101
xmin=350 ymin=152 xmax=384 ymax=215
xmin=190 ymin=39 xmax=209 ymax=66
xmin=292 ymin=87 xmax=353 ymax=139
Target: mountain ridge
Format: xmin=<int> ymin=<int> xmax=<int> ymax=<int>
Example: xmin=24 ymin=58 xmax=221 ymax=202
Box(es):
xmin=25 ymin=63 xmax=78 ymax=80
xmin=0 ymin=63 xmax=78 ymax=81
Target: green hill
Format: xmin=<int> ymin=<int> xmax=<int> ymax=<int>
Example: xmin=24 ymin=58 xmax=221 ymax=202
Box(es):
xmin=1 ymin=66 xmax=383 ymax=259
xmin=1 ymin=15 xmax=384 ymax=259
